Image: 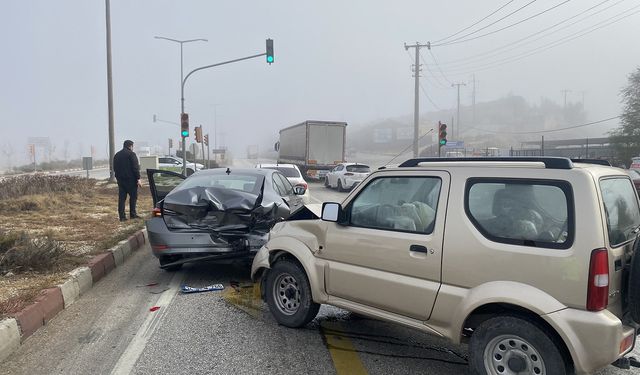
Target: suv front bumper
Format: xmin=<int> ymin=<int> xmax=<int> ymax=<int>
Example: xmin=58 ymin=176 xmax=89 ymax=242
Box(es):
xmin=544 ymin=308 xmax=637 ymax=374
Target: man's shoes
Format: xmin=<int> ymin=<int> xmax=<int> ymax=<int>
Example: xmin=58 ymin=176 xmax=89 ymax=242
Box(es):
xmin=130 ymin=214 xmax=141 ymax=219
xmin=119 ymin=217 xmax=128 ymax=222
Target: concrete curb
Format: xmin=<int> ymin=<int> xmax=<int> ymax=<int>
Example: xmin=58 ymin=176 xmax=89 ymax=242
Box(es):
xmin=0 ymin=229 xmax=147 ymax=363
xmin=0 ymin=319 xmax=20 ymax=362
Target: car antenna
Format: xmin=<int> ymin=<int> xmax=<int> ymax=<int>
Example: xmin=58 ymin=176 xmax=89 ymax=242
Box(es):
xmin=225 ymin=167 xmax=231 ymax=175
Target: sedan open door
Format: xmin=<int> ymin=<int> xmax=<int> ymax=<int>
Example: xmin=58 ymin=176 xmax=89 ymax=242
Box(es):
xmin=147 ymin=169 xmax=186 ymax=206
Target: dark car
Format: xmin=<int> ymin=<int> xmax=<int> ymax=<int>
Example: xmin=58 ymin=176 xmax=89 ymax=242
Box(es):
xmin=145 ymin=168 xmax=306 ymax=271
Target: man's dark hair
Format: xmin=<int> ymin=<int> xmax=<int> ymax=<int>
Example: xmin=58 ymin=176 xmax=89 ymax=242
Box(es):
xmin=123 ymin=140 xmax=134 ymax=148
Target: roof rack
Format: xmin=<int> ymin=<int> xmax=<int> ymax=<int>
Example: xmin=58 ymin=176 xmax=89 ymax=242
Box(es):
xmin=569 ymin=158 xmax=611 ymax=166
xmin=397 ymin=157 xmax=573 ymax=169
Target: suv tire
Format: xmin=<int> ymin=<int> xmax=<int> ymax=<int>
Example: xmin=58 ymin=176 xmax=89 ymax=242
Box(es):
xmin=469 ymin=316 xmax=569 ymax=375
xmin=324 ymin=177 xmax=330 ymax=188
xmin=266 ymin=259 xmax=320 ymax=327
xmin=628 ymin=241 xmax=640 ymax=323
xmin=159 ymin=255 xmax=183 ymax=272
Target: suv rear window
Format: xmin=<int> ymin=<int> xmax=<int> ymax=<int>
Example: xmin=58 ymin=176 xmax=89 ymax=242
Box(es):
xmin=465 ymin=179 xmax=573 ymax=249
xmin=346 ymin=165 xmax=371 ymax=173
xmin=600 ymin=177 xmax=640 ymax=247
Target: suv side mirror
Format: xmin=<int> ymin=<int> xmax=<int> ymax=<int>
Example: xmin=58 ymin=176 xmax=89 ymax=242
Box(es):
xmin=293 ymin=185 xmax=307 ymax=195
xmin=322 ymin=202 xmax=344 ymax=222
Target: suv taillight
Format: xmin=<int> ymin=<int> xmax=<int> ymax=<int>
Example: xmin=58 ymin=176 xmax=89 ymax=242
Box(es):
xmin=587 ymin=248 xmax=609 ymax=311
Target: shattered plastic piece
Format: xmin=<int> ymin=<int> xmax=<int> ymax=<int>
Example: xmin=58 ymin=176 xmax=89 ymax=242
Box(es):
xmin=180 ymin=284 xmax=225 ymax=294
xmin=149 ymin=306 xmax=160 ymax=312
xmin=149 ymin=287 xmax=170 ymax=294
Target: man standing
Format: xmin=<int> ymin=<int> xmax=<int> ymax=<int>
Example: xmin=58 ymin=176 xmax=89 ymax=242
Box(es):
xmin=113 ymin=140 xmax=141 ymax=221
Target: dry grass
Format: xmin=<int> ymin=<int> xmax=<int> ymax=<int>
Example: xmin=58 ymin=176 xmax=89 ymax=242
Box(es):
xmin=0 ymin=177 xmax=154 ymax=317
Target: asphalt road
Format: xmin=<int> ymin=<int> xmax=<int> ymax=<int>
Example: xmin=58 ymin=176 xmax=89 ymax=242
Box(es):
xmin=2 ymin=182 xmax=639 ymax=375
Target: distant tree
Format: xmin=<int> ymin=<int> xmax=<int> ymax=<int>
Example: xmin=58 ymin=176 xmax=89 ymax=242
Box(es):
xmin=610 ymin=67 xmax=640 ymax=166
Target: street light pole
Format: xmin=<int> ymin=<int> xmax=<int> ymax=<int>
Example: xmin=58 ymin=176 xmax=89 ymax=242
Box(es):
xmin=105 ymin=0 xmax=116 ymax=183
xmin=154 ymin=36 xmax=207 ymax=176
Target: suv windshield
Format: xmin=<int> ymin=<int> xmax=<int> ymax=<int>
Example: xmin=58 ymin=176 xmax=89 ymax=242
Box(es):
xmin=600 ymin=177 xmax=640 ymax=247
xmin=346 ymin=165 xmax=371 ymax=173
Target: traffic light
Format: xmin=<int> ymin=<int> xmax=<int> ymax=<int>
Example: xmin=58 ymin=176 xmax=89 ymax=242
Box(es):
xmin=204 ymin=134 xmax=209 ymax=146
xmin=438 ymin=122 xmax=447 ymax=147
xmin=266 ymin=39 xmax=274 ymax=64
xmin=195 ymin=125 xmax=203 ymax=143
xmin=181 ymin=113 xmax=189 ymax=137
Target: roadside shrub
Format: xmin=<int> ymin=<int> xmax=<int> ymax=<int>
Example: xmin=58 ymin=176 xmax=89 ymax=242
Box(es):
xmin=0 ymin=175 xmax=96 ymax=200
xmin=0 ymin=231 xmax=70 ymax=274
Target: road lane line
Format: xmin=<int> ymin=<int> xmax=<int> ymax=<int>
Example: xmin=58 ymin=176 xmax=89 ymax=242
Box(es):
xmin=321 ymin=321 xmax=368 ymax=375
xmin=110 ymin=271 xmax=185 ymax=375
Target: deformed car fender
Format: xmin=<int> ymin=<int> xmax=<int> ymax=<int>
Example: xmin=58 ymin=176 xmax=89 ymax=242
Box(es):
xmin=250 ymin=235 xmax=329 ymax=304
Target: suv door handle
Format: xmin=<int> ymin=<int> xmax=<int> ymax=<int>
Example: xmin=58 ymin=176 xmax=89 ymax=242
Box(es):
xmin=410 ymin=245 xmax=428 ymax=254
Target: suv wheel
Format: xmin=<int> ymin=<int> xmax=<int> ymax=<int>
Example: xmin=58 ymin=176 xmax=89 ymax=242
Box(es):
xmin=324 ymin=177 xmax=330 ymax=188
xmin=265 ymin=259 xmax=320 ymax=327
xmin=159 ymin=255 xmax=183 ymax=272
xmin=469 ymin=316 xmax=569 ymax=375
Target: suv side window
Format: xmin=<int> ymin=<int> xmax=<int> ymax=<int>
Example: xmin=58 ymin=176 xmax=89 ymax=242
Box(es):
xmin=465 ymin=179 xmax=573 ymax=249
xmin=600 ymin=177 xmax=640 ymax=247
xmin=348 ymin=176 xmax=441 ymax=234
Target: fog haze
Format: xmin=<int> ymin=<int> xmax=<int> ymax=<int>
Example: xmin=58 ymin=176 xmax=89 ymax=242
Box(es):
xmin=1 ymin=0 xmax=639 ymax=166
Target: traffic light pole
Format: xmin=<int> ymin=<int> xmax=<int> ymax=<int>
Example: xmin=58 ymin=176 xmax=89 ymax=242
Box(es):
xmin=180 ymin=52 xmax=267 ymax=174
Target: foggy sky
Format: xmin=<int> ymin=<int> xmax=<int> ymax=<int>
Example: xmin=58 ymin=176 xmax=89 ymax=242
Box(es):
xmin=1 ymin=0 xmax=639 ymax=166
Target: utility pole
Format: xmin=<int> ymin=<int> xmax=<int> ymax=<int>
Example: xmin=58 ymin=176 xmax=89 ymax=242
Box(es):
xmin=199 ymin=126 xmax=206 ymax=169
xmin=452 ymin=82 xmax=466 ymax=139
xmin=472 ymin=74 xmax=476 ymax=126
xmin=404 ymin=42 xmax=429 ymax=157
xmin=105 ymin=0 xmax=116 ymax=183
xmin=561 ymin=89 xmax=571 ymax=109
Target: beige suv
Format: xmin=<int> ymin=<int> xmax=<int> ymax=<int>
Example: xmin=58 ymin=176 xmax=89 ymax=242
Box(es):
xmin=251 ymin=157 xmax=640 ymax=374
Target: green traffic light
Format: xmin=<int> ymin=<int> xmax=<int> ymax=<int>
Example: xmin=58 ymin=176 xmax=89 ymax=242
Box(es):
xmin=267 ymin=55 xmax=274 ymax=63
xmin=439 ymin=139 xmax=447 ymax=145
xmin=181 ymin=131 xmax=188 ymax=137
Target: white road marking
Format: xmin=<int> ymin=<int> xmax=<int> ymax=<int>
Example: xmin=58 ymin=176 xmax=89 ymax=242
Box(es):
xmin=110 ymin=271 xmax=185 ymax=375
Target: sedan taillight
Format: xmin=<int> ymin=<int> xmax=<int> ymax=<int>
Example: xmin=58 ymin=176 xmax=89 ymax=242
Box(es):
xmin=152 ymin=207 xmax=162 ymax=217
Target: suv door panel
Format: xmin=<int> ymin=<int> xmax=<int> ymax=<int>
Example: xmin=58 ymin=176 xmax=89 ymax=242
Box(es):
xmin=320 ymin=171 xmax=450 ymax=320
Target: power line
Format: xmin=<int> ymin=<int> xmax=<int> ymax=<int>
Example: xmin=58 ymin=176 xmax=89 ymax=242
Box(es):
xmin=432 ymin=0 xmax=517 ymax=44
xmin=437 ymin=0 xmax=619 ymax=68
xmin=419 ymin=82 xmax=444 ymax=111
xmin=434 ymin=0 xmax=573 ymax=47
xmin=433 ymin=6 xmax=640 ymax=76
xmin=424 ymin=50 xmax=453 ymax=85
xmin=468 ymin=116 xmax=620 ymax=135
xmin=407 ymin=49 xmax=448 ymax=89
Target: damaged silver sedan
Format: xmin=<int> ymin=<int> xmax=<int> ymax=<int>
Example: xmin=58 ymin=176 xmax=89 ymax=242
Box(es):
xmin=145 ymin=168 xmax=307 ymax=271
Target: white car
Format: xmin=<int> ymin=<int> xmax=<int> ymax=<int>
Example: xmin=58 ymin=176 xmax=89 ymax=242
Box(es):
xmin=325 ymin=163 xmax=371 ymax=191
xmin=158 ymin=156 xmax=204 ymax=175
xmin=255 ymin=163 xmax=311 ymax=203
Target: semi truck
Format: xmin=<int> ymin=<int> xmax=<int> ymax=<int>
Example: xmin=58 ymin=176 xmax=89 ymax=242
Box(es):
xmin=276 ymin=120 xmax=347 ymax=180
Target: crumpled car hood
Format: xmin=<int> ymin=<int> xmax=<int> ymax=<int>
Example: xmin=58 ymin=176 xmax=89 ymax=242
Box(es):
xmin=162 ymin=186 xmax=278 ymax=234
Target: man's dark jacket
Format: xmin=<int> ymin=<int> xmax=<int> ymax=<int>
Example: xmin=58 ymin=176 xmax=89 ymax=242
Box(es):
xmin=113 ymin=148 xmax=140 ymax=183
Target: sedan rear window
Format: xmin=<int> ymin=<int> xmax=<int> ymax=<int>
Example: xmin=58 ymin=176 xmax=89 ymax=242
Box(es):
xmin=264 ymin=167 xmax=300 ymax=178
xmin=346 ymin=165 xmax=371 ymax=173
xmin=600 ymin=177 xmax=640 ymax=247
xmin=177 ymin=174 xmax=262 ymax=194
